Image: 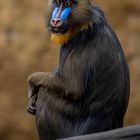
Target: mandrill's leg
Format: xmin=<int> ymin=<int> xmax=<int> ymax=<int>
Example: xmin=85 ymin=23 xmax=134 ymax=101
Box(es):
xmin=27 ymin=72 xmax=50 ymax=115
xmin=28 ymin=72 xmax=51 ymax=87
xmin=27 ymin=71 xmax=65 ymax=115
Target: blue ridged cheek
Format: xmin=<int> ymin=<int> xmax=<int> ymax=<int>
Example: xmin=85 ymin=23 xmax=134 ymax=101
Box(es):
xmin=60 ymin=7 xmax=71 ymax=21
xmin=51 ymin=7 xmax=59 ymax=20
xmin=51 ymin=7 xmax=71 ymax=21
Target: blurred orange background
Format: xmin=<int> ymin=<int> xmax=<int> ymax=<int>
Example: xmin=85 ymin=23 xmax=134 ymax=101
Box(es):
xmin=0 ymin=0 xmax=140 ymax=140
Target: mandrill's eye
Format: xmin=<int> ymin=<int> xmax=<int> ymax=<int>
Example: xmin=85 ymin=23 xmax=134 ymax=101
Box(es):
xmin=54 ymin=0 xmax=61 ymax=7
xmin=65 ymin=0 xmax=77 ymax=7
xmin=65 ymin=1 xmax=72 ymax=7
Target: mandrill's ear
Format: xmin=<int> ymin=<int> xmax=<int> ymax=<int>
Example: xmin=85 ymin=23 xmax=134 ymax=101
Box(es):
xmin=27 ymin=81 xmax=40 ymax=115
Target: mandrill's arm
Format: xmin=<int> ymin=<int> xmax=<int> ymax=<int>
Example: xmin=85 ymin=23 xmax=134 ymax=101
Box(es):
xmin=27 ymin=70 xmax=65 ymax=115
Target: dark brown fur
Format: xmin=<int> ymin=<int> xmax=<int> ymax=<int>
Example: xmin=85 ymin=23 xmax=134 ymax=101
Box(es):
xmin=27 ymin=1 xmax=130 ymax=140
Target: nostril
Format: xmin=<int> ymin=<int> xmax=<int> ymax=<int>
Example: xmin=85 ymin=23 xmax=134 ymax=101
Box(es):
xmin=50 ymin=19 xmax=63 ymax=28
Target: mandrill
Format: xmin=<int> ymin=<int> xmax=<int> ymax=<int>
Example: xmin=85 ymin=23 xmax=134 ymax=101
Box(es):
xmin=27 ymin=0 xmax=130 ymax=140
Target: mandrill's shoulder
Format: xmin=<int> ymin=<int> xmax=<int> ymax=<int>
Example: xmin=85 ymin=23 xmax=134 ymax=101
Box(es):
xmin=90 ymin=5 xmax=107 ymax=25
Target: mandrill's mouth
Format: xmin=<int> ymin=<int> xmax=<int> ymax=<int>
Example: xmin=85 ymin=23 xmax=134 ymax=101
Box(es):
xmin=48 ymin=24 xmax=72 ymax=44
xmin=50 ymin=26 xmax=69 ymax=35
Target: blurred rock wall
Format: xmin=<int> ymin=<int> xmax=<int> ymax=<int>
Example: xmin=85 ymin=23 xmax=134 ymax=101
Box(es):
xmin=0 ymin=0 xmax=140 ymax=140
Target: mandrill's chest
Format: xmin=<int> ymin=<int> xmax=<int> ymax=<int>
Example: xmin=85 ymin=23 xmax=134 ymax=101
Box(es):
xmin=60 ymin=45 xmax=88 ymax=78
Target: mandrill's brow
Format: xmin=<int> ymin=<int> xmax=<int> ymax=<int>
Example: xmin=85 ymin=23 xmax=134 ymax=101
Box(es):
xmin=53 ymin=0 xmax=77 ymax=3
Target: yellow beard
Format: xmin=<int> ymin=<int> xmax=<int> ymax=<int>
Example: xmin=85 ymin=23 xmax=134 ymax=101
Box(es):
xmin=51 ymin=30 xmax=72 ymax=45
xmin=50 ymin=23 xmax=91 ymax=45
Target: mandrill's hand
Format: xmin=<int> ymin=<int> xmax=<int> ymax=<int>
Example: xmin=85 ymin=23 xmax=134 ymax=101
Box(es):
xmin=27 ymin=72 xmax=51 ymax=115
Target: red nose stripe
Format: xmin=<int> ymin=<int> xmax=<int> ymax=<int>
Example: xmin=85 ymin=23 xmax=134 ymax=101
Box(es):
xmin=55 ymin=2 xmax=64 ymax=19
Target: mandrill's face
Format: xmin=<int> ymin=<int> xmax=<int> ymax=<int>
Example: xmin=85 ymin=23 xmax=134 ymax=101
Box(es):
xmin=49 ymin=0 xmax=77 ymax=34
xmin=47 ymin=0 xmax=92 ymax=44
